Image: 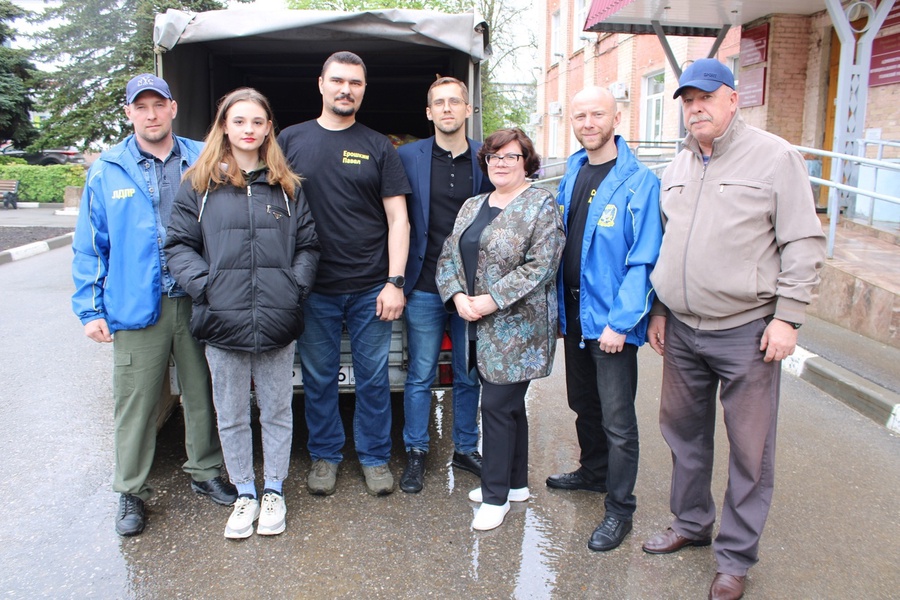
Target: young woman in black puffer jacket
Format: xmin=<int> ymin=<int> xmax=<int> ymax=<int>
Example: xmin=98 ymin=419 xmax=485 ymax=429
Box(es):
xmin=165 ymin=87 xmax=319 ymax=540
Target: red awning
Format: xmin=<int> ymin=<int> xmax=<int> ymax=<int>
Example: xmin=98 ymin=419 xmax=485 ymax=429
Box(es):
xmin=585 ymin=0 xmax=638 ymax=30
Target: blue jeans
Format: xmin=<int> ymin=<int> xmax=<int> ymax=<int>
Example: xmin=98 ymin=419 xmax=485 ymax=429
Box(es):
xmin=403 ymin=290 xmax=480 ymax=454
xmin=563 ymin=297 xmax=639 ymax=520
xmin=298 ymin=287 xmax=393 ymax=466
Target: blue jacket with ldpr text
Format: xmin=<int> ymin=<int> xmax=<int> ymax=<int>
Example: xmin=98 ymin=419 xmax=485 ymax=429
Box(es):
xmin=556 ymin=135 xmax=662 ymax=346
xmin=71 ymin=134 xmax=202 ymax=333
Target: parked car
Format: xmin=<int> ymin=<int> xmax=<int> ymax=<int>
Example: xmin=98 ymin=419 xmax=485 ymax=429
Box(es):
xmin=0 ymin=142 xmax=86 ymax=166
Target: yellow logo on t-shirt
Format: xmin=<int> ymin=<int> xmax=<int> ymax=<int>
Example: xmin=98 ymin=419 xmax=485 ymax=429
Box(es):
xmin=111 ymin=188 xmax=136 ymax=200
xmin=342 ymin=150 xmax=370 ymax=165
xmin=598 ymin=204 xmax=617 ymax=227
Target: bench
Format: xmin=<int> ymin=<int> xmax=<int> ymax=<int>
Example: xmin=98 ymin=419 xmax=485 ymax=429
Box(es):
xmin=1 ymin=180 xmax=19 ymax=209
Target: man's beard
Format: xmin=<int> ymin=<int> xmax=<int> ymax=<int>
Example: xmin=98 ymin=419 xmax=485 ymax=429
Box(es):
xmin=330 ymin=94 xmax=357 ymax=117
xmin=579 ymin=129 xmax=613 ymax=151
xmin=331 ymin=105 xmax=356 ymax=117
xmin=139 ymin=127 xmax=171 ymax=145
xmin=435 ymin=121 xmax=463 ymax=135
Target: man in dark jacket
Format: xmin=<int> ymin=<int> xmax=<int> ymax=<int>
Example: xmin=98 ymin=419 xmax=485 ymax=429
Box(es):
xmin=396 ymin=76 xmax=494 ymax=493
xmin=71 ymin=74 xmax=236 ymax=537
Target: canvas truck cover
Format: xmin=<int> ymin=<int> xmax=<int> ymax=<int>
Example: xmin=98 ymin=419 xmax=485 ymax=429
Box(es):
xmin=152 ymin=8 xmax=491 ymax=140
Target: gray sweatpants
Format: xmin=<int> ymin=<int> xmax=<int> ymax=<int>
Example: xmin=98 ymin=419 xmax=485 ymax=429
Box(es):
xmin=659 ymin=315 xmax=780 ymax=576
xmin=205 ymin=343 xmax=295 ymax=486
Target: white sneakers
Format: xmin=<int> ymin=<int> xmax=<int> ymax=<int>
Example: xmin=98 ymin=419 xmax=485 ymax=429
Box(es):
xmin=469 ymin=486 xmax=529 ymax=531
xmin=468 ymin=486 xmax=530 ymax=503
xmin=472 ymin=501 xmax=511 ymax=531
xmin=224 ymin=492 xmax=286 ymax=538
xmin=257 ymin=492 xmax=286 ymax=536
xmin=224 ymin=496 xmax=260 ymax=539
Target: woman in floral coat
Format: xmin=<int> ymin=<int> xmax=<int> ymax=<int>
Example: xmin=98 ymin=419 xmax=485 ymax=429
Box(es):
xmin=436 ymin=127 xmax=565 ymax=531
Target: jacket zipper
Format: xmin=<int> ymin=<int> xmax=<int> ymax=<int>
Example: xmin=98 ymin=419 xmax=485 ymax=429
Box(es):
xmin=247 ymin=183 xmax=261 ymax=353
xmin=681 ymin=152 xmax=709 ymax=316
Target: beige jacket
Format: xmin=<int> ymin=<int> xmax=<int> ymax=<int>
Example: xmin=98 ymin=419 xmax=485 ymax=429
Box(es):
xmin=651 ymin=112 xmax=826 ymax=330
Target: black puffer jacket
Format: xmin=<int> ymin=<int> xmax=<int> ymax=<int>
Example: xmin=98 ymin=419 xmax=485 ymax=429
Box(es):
xmin=165 ymin=169 xmax=320 ymax=353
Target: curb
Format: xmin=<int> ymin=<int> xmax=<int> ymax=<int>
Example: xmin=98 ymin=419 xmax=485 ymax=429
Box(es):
xmin=785 ymin=345 xmax=900 ymax=433
xmin=0 ymin=232 xmax=74 ymax=265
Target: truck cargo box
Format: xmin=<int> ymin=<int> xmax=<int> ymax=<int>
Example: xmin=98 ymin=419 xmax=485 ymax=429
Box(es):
xmin=153 ymin=8 xmax=490 ymax=141
xmin=153 ymin=8 xmax=489 ymax=393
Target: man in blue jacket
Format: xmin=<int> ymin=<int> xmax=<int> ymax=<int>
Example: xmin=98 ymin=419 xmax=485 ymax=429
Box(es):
xmin=548 ymin=86 xmax=662 ymax=551
xmin=72 ymin=74 xmax=235 ymax=537
xmin=396 ymin=76 xmax=494 ymax=493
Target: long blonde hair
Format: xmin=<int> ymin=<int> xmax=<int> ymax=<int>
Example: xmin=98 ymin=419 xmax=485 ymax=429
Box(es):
xmin=185 ymin=87 xmax=301 ymax=196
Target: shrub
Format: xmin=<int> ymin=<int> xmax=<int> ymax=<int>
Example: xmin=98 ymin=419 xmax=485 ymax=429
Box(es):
xmin=0 ymin=156 xmax=28 ymax=166
xmin=0 ymin=164 xmax=87 ymax=202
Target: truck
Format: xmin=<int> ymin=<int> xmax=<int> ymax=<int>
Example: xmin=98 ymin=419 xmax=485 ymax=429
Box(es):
xmin=152 ymin=7 xmax=491 ymax=393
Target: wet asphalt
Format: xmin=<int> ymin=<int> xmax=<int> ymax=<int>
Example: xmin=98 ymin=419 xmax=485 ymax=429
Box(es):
xmin=1 ymin=246 xmax=899 ymax=599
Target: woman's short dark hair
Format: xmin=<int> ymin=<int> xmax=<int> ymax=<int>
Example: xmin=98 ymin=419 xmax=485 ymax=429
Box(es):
xmin=477 ymin=128 xmax=541 ymax=177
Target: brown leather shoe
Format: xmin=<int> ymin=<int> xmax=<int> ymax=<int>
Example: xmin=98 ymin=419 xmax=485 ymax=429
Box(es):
xmin=708 ymin=573 xmax=745 ymax=600
xmin=642 ymin=527 xmax=712 ymax=554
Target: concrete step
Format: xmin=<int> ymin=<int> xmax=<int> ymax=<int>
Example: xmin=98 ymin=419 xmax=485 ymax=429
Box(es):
xmin=808 ymin=217 xmax=900 ymax=350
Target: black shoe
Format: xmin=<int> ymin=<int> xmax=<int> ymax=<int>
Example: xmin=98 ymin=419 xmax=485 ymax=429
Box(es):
xmin=191 ymin=476 xmax=238 ymax=506
xmin=546 ymin=470 xmax=607 ymax=492
xmin=116 ymin=493 xmax=146 ymax=537
xmin=400 ymin=449 xmax=427 ymax=493
xmin=588 ymin=515 xmax=633 ymax=552
xmin=451 ymin=451 xmax=482 ymax=477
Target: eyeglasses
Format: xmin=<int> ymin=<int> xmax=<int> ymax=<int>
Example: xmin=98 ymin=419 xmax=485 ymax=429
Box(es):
xmin=431 ymin=97 xmax=466 ymax=108
xmin=484 ymin=153 xmax=524 ymax=166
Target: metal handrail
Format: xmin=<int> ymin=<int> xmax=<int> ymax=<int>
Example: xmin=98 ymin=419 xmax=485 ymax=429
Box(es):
xmin=795 ymin=145 xmax=900 ymax=172
xmin=535 ymin=141 xmax=900 ymax=260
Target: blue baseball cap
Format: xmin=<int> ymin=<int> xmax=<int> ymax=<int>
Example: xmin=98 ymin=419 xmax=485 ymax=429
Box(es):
xmin=126 ymin=73 xmax=173 ymax=104
xmin=673 ymin=59 xmax=735 ymax=99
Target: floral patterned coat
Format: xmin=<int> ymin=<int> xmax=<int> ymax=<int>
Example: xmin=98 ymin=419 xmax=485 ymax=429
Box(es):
xmin=436 ymin=185 xmax=566 ymax=384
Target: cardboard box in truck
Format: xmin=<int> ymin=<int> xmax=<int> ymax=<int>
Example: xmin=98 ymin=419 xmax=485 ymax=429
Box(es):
xmin=152 ymin=8 xmax=490 ymax=393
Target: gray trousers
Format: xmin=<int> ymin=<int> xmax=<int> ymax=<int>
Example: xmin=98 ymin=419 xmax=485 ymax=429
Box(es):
xmin=205 ymin=343 xmax=295 ymax=486
xmin=660 ymin=315 xmax=780 ymax=576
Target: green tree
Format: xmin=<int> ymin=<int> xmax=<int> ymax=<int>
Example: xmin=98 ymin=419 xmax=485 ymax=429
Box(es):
xmin=29 ymin=0 xmax=242 ymax=150
xmin=0 ymin=0 xmax=38 ymax=147
xmin=286 ymin=0 xmax=535 ymax=136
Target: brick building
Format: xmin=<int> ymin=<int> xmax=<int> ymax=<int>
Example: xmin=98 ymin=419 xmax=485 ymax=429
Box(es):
xmin=534 ymin=0 xmax=900 ymax=183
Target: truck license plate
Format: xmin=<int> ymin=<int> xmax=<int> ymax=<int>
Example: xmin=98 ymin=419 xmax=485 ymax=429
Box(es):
xmin=338 ymin=366 xmax=355 ymax=386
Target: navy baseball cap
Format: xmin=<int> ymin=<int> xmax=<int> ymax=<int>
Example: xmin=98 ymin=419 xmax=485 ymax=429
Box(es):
xmin=673 ymin=59 xmax=735 ymax=99
xmin=126 ymin=73 xmax=173 ymax=104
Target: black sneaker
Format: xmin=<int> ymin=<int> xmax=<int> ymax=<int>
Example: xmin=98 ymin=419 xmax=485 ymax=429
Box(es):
xmin=451 ymin=450 xmax=482 ymax=477
xmin=191 ymin=476 xmax=238 ymax=506
xmin=400 ymin=449 xmax=427 ymax=493
xmin=116 ymin=493 xmax=146 ymax=537
xmin=588 ymin=515 xmax=633 ymax=552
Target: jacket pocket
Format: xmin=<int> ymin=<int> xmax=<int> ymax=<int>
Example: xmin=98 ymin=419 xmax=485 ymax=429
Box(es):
xmin=266 ymin=204 xmax=289 ymax=221
xmin=717 ymin=179 xmax=764 ymax=191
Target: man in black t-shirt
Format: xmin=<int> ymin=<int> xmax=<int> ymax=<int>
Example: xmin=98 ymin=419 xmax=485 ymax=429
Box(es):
xmin=396 ymin=77 xmax=494 ymax=494
xmin=278 ymin=51 xmax=411 ymax=498
xmin=549 ymin=87 xmax=662 ymax=552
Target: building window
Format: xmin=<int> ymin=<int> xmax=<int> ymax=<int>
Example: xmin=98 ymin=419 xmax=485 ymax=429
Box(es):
xmin=729 ymin=55 xmax=740 ymax=87
xmin=573 ymin=0 xmax=591 ymax=52
xmin=551 ymin=11 xmax=562 ymax=63
xmin=547 ymin=114 xmax=561 ymax=159
xmin=642 ymin=72 xmax=665 ymax=142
